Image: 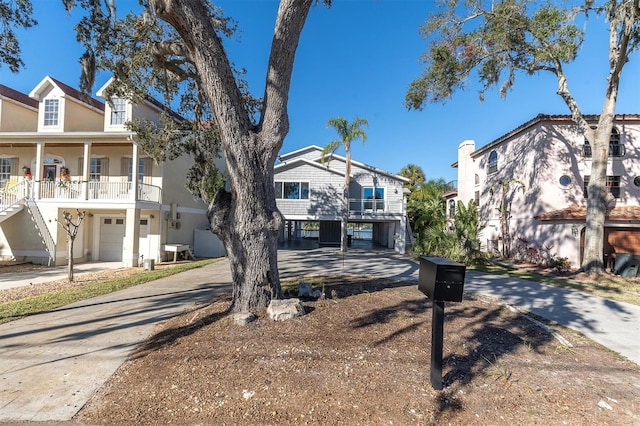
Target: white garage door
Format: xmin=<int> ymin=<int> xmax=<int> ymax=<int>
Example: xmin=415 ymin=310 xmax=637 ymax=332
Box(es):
xmin=99 ymin=217 xmax=125 ymax=261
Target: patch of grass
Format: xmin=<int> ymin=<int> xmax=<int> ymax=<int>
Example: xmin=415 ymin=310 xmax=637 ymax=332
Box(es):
xmin=0 ymin=259 xmax=218 ymax=324
xmin=482 ymin=354 xmax=512 ymax=382
xmin=471 ymin=262 xmax=640 ymax=306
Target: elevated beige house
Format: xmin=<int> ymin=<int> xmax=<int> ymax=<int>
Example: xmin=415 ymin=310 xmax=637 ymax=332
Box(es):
xmin=274 ymin=145 xmax=410 ymax=253
xmin=0 ymin=76 xmax=225 ymax=267
xmin=452 ymin=113 xmax=640 ymax=270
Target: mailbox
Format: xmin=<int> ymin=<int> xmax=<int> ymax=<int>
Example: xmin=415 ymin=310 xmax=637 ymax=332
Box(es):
xmin=418 ymin=256 xmax=466 ymax=302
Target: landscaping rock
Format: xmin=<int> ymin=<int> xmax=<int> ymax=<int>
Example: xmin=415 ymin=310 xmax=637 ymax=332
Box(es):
xmin=267 ymin=298 xmax=305 ymax=321
xmin=234 ymin=312 xmax=257 ymax=326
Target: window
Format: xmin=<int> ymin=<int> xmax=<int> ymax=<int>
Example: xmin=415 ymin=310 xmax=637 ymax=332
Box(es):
xmin=475 ymin=174 xmax=480 ymax=185
xmin=110 ymin=98 xmax=127 ymax=125
xmin=90 ymin=158 xmax=102 ymax=182
xmin=583 ymin=126 xmax=624 ymax=157
xmin=0 ymin=158 xmax=12 ymax=187
xmin=634 ymin=176 xmax=640 ymax=187
xmin=449 ymin=199 xmax=456 ymax=218
xmin=583 ymin=175 xmax=620 ymax=199
xmin=128 ymin=158 xmax=145 ymax=183
xmin=607 ymin=176 xmax=621 ymax=198
xmin=363 ymin=187 xmax=385 ymax=210
xmin=275 ymin=181 xmax=309 ymax=200
xmin=559 ymin=175 xmax=572 ymax=187
xmin=44 ymin=99 xmax=59 ymax=126
xmin=609 ymin=127 xmax=624 ymax=157
xmin=474 ymin=191 xmax=480 ymax=207
xmin=487 ymin=150 xmax=498 ymax=174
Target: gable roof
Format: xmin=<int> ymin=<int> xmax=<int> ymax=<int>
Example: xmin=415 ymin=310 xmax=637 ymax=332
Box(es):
xmin=278 ymin=145 xmax=324 ymax=162
xmin=29 ymin=76 xmax=105 ymax=112
xmin=535 ymin=204 xmax=640 ymax=222
xmin=470 ymin=113 xmax=640 ymax=159
xmin=274 ymin=157 xmax=346 ymax=177
xmin=315 ymin=152 xmax=410 ymax=183
xmin=0 ymin=84 xmax=38 ymax=109
xmin=96 ymin=77 xmax=185 ymax=122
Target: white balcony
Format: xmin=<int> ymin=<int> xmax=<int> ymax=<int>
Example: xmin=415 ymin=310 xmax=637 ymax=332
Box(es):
xmin=34 ymin=180 xmax=161 ymax=203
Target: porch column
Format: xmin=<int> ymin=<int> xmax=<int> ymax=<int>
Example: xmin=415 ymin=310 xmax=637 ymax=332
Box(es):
xmin=124 ymin=207 xmax=141 ymax=267
xmin=394 ymin=216 xmax=407 ymax=254
xmin=34 ymin=141 xmax=44 ymax=200
xmin=82 ymin=142 xmax=91 ymax=200
xmin=131 ymin=143 xmax=139 ymax=200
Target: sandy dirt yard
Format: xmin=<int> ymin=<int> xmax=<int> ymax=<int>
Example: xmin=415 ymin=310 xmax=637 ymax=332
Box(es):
xmin=68 ymin=275 xmax=640 ymax=425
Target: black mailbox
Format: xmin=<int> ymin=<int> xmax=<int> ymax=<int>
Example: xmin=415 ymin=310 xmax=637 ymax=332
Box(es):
xmin=418 ymin=256 xmax=466 ymax=302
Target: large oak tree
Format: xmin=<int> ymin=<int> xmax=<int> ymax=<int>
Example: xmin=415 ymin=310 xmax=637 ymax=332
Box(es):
xmin=407 ymin=0 xmax=639 ymax=272
xmin=1 ymin=0 xmax=329 ymax=312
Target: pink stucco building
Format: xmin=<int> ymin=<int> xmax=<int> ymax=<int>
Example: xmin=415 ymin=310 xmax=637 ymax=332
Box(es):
xmin=451 ymin=113 xmax=640 ymax=269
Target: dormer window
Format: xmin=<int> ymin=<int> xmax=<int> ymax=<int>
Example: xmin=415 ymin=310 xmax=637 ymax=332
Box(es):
xmin=110 ymin=98 xmax=127 ymax=125
xmin=44 ymin=99 xmax=59 ymax=126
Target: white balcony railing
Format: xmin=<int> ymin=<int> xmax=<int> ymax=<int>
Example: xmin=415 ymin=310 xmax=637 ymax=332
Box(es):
xmin=37 ymin=180 xmax=161 ymax=203
xmin=348 ymin=198 xmax=404 ymax=214
xmin=1 ymin=180 xmax=32 ymax=211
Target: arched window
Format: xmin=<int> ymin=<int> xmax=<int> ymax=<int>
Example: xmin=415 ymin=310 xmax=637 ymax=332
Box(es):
xmin=487 ymin=151 xmax=498 ymax=174
xmin=583 ymin=126 xmax=624 ymax=157
xmin=448 ymin=199 xmax=456 ymax=218
xmin=474 ymin=174 xmax=480 ymax=185
xmin=609 ymin=127 xmax=623 ymax=156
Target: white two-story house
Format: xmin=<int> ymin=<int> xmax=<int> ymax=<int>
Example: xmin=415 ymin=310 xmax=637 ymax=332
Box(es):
xmin=452 ymin=113 xmax=640 ymax=269
xmin=274 ymin=145 xmax=410 ymax=253
xmin=0 ymin=76 xmax=225 ymax=267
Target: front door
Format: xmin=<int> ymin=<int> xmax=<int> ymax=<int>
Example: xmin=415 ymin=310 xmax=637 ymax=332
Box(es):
xmin=43 ymin=164 xmax=57 ymax=181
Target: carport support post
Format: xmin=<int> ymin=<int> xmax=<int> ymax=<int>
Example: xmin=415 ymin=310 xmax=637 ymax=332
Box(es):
xmin=430 ymin=301 xmax=445 ymax=390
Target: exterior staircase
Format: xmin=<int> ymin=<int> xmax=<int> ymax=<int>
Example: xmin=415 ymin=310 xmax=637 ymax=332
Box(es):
xmin=24 ymin=198 xmax=56 ymax=266
xmin=0 ymin=203 xmax=24 ymax=223
xmin=0 ymin=181 xmax=55 ymax=266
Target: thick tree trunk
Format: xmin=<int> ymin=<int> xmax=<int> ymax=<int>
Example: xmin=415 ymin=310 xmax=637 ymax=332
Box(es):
xmin=581 ymin=126 xmax=611 ymax=272
xmin=208 ymin=134 xmax=284 ymax=313
xmin=155 ymin=0 xmax=312 ymax=312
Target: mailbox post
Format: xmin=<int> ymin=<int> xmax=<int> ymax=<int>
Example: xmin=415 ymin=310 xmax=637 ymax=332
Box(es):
xmin=418 ymin=256 xmax=466 ymax=390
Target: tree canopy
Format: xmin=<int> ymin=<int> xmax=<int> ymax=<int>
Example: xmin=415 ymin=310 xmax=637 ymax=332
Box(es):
xmin=408 ymin=0 xmax=640 ymax=272
xmin=1 ymin=0 xmax=331 ymax=312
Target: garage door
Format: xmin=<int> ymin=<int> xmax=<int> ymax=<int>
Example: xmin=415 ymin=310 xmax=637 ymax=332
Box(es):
xmin=99 ymin=217 xmax=125 ymax=261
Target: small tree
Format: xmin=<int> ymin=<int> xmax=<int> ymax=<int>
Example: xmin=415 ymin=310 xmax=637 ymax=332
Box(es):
xmin=454 ymin=199 xmax=484 ymax=261
xmin=321 ymin=117 xmax=368 ymax=252
xmin=491 ymin=179 xmax=526 ymax=258
xmin=58 ymin=209 xmax=86 ymax=282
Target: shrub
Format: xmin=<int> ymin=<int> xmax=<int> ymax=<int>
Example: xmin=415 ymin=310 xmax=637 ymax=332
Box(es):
xmin=551 ymin=257 xmax=572 ymax=273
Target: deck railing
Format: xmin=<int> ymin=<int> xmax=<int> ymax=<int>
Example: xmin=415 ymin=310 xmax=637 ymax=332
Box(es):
xmin=348 ymin=198 xmax=404 ymax=214
xmin=37 ymin=180 xmax=161 ymax=203
xmin=0 ymin=180 xmax=31 ymax=212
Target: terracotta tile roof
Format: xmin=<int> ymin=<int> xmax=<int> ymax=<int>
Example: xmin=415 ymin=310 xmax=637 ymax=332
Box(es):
xmin=472 ymin=113 xmax=640 ymax=158
xmin=0 ymin=84 xmax=38 ymax=108
xmin=535 ymin=204 xmax=640 ymax=222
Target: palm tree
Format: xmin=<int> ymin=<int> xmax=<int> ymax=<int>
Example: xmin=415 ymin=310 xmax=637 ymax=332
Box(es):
xmin=322 ymin=117 xmax=368 ymax=252
xmin=399 ymin=163 xmax=425 ymax=191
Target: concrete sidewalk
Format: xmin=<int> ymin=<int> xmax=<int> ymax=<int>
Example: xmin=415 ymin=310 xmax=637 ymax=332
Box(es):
xmin=0 ymin=248 xmax=639 ymax=423
xmin=0 ymin=261 xmax=127 ymax=291
xmin=0 ymin=259 xmax=232 ymax=423
xmin=278 ymin=248 xmax=640 ymax=366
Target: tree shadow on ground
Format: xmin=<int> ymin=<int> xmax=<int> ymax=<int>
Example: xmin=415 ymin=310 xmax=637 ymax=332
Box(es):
xmin=130 ymin=296 xmax=232 ymax=360
xmin=342 ymin=276 xmax=556 ymax=421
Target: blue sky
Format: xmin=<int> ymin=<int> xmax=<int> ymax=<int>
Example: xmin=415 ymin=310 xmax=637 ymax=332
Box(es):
xmin=1 ymin=0 xmax=638 ymax=183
